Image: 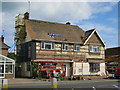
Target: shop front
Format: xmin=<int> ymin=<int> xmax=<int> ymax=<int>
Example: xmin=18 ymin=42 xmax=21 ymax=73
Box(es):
xmin=34 ymin=59 xmax=73 ymax=79
xmin=39 ymin=62 xmax=66 ymax=79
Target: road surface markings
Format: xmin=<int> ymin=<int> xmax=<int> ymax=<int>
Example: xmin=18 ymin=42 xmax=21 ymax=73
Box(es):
xmin=113 ymin=85 xmax=120 ymax=89
xmin=92 ymin=86 xmax=96 ymax=90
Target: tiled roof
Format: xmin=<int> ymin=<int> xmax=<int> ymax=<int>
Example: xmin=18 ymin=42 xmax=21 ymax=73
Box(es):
xmin=83 ymin=29 xmax=95 ymax=42
xmin=105 ymin=47 xmax=120 ymax=58
xmin=25 ymin=19 xmax=85 ymax=44
xmin=85 ymin=29 xmax=95 ymax=37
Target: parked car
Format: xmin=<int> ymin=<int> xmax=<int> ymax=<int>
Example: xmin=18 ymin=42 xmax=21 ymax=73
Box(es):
xmin=114 ymin=68 xmax=120 ymax=78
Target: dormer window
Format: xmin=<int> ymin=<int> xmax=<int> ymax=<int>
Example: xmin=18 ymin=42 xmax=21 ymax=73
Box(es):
xmin=89 ymin=46 xmax=100 ymax=53
xmin=41 ymin=42 xmax=55 ymax=50
xmin=62 ymin=43 xmax=68 ymax=50
xmin=74 ymin=44 xmax=80 ymax=51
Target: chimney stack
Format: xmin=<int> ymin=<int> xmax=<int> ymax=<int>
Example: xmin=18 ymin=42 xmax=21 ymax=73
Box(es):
xmin=66 ymin=22 xmax=71 ymax=25
xmin=24 ymin=12 xmax=29 ymax=20
xmin=1 ymin=35 xmax=4 ymax=42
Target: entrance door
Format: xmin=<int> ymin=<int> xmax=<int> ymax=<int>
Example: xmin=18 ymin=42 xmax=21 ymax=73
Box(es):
xmin=0 ymin=64 xmax=4 ymax=78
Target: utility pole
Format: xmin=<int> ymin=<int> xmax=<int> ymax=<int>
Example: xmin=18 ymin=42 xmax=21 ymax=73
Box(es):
xmin=27 ymin=0 xmax=30 ymax=16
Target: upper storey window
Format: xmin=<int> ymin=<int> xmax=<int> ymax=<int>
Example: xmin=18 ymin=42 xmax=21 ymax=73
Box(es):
xmin=74 ymin=44 xmax=80 ymax=51
xmin=41 ymin=42 xmax=55 ymax=50
xmin=89 ymin=46 xmax=100 ymax=53
xmin=62 ymin=43 xmax=68 ymax=50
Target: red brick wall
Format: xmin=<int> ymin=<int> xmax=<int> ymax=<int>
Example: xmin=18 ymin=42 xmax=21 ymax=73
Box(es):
xmin=2 ymin=48 xmax=8 ymax=56
xmin=5 ymin=74 xmax=14 ymax=78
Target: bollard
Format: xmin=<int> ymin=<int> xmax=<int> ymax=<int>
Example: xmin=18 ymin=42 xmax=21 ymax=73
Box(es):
xmin=51 ymin=78 xmax=57 ymax=88
xmin=2 ymin=79 xmax=8 ymax=89
xmin=0 ymin=79 xmax=2 ymax=90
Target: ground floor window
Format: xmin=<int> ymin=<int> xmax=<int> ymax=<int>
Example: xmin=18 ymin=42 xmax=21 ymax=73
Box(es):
xmin=5 ymin=64 xmax=12 ymax=73
xmin=27 ymin=64 xmax=31 ymax=71
xmin=89 ymin=63 xmax=100 ymax=72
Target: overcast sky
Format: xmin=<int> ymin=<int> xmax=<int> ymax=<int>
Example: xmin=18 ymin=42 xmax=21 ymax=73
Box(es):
xmin=0 ymin=0 xmax=119 ymax=51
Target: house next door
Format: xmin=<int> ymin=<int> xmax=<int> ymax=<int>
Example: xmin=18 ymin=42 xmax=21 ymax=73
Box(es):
xmin=0 ymin=64 xmax=4 ymax=78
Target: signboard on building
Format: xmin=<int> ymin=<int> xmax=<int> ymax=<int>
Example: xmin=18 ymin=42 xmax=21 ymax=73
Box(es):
xmin=78 ymin=68 xmax=83 ymax=73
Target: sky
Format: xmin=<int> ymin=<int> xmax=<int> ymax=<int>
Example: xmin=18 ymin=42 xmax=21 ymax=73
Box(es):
xmin=0 ymin=0 xmax=119 ymax=52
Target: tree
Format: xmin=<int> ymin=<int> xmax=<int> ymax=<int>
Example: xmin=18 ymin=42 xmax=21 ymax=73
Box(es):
xmin=31 ymin=61 xmax=38 ymax=78
xmin=7 ymin=53 xmax=16 ymax=60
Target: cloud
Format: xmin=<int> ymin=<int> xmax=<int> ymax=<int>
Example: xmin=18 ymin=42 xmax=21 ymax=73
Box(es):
xmin=2 ymin=2 xmax=116 ymax=23
xmin=1 ymin=2 xmax=118 ymax=48
xmin=2 ymin=0 xmax=119 ymax=2
xmin=29 ymin=2 xmax=117 ymax=24
xmin=90 ymin=2 xmax=117 ymax=14
xmin=29 ymin=2 xmax=93 ymax=23
xmin=79 ymin=22 xmax=116 ymax=32
xmin=108 ymin=18 xmax=118 ymax=23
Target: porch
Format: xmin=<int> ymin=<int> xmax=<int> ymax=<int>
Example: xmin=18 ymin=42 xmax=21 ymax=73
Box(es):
xmin=0 ymin=54 xmax=15 ymax=78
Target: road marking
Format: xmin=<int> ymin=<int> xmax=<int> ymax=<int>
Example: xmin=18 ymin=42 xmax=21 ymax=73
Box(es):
xmin=92 ymin=86 xmax=96 ymax=90
xmin=113 ymin=85 xmax=120 ymax=89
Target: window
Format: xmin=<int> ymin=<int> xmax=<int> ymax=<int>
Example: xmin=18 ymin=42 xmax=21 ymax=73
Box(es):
xmin=5 ymin=65 xmax=12 ymax=73
xmin=89 ymin=63 xmax=100 ymax=72
xmin=28 ymin=46 xmax=31 ymax=58
xmin=62 ymin=43 xmax=68 ymax=50
xmin=89 ymin=46 xmax=100 ymax=53
xmin=27 ymin=64 xmax=30 ymax=71
xmin=41 ymin=42 xmax=55 ymax=50
xmin=74 ymin=44 xmax=80 ymax=51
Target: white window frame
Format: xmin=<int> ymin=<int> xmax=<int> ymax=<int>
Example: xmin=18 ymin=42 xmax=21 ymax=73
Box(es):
xmin=5 ymin=64 xmax=13 ymax=74
xmin=89 ymin=63 xmax=100 ymax=72
xmin=41 ymin=42 xmax=55 ymax=50
xmin=62 ymin=43 xmax=68 ymax=50
xmin=74 ymin=44 xmax=80 ymax=51
xmin=89 ymin=46 xmax=100 ymax=53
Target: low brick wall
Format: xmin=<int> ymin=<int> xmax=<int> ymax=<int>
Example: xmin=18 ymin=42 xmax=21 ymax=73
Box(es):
xmin=5 ymin=74 xmax=14 ymax=78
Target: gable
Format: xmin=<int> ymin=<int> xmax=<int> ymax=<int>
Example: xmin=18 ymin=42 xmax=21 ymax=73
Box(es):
xmin=84 ymin=29 xmax=105 ymax=46
xmin=87 ymin=32 xmax=103 ymax=45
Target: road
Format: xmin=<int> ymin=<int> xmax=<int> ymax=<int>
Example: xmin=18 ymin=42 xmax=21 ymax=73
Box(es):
xmin=8 ymin=79 xmax=120 ymax=90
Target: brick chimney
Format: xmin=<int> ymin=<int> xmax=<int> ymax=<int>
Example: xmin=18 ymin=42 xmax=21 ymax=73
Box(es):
xmin=1 ymin=35 xmax=4 ymax=42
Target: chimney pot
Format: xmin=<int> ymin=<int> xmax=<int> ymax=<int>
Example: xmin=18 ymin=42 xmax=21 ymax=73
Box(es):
xmin=66 ymin=22 xmax=71 ymax=25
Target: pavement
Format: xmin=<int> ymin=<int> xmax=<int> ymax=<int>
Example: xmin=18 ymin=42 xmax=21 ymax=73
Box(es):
xmin=8 ymin=78 xmax=45 ymax=84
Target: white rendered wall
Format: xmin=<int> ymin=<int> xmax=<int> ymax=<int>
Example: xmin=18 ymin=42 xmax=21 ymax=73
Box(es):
xmin=73 ymin=62 xmax=105 ymax=76
xmin=73 ymin=62 xmax=90 ymax=75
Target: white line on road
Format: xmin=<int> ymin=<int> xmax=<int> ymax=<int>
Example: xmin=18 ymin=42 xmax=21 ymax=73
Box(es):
xmin=113 ymin=85 xmax=120 ymax=89
xmin=92 ymin=86 xmax=96 ymax=90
